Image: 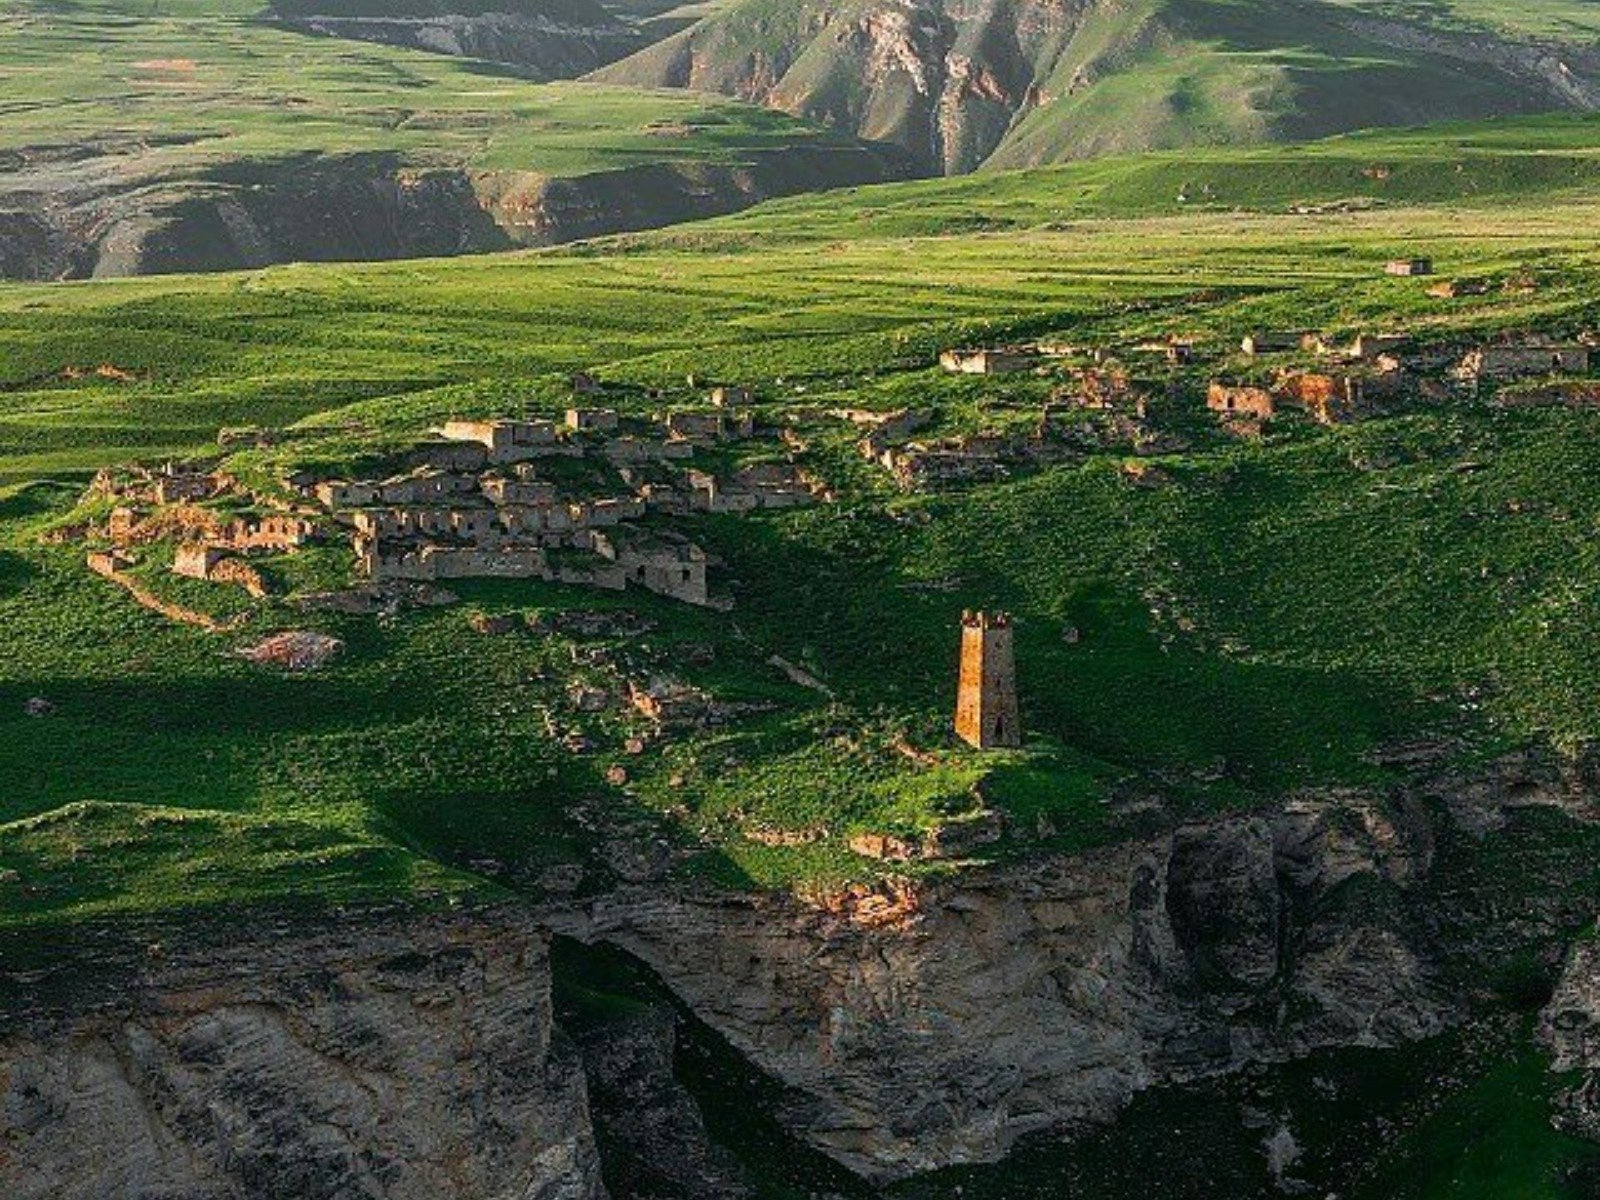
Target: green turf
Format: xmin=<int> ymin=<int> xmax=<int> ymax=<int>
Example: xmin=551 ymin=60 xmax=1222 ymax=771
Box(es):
xmin=3 ymin=115 xmax=1600 ymax=926
xmin=0 ymin=0 xmax=867 ymax=173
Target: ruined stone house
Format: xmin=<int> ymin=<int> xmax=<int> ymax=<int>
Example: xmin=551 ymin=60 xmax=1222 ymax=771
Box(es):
xmin=602 ymin=436 xmax=695 ymax=464
xmin=406 ymin=439 xmax=490 ymax=473
xmin=360 ymin=540 xmax=551 ymax=583
xmin=108 ymin=506 xmax=139 ymax=542
xmin=939 ymin=348 xmax=1037 ymax=375
xmin=566 ymin=408 xmax=620 ymax=433
xmin=172 ymin=543 xmax=228 ymax=582
xmin=1428 ymin=278 xmax=1490 ymax=299
xmin=856 ymin=409 xmax=932 ymax=461
xmin=709 ymin=386 xmax=752 ymax=407
xmin=314 ymin=480 xmax=383 ymax=511
xmin=439 ymin=419 xmax=559 ymax=464
xmin=1349 ymin=333 xmax=1411 ymax=361
xmin=498 ymin=504 xmax=574 ymax=538
xmin=1455 ymin=342 xmax=1591 ymax=383
xmin=1207 ymin=383 xmax=1277 ymax=420
xmin=172 ymin=543 xmax=268 ymax=597
xmin=1239 ymin=333 xmax=1306 ymax=357
xmin=1385 ymin=257 xmax=1433 ymax=277
xmin=665 ymin=410 xmax=754 ymax=443
xmin=222 ymin=515 xmax=317 ymax=553
xmin=595 ymin=531 xmax=712 ymax=606
xmin=571 ymin=497 xmax=647 ymax=527
xmin=374 ymin=469 xmax=479 ymax=506
xmin=1272 ymin=372 xmax=1367 ymax=425
xmin=686 ymin=469 xmax=760 ymax=514
xmin=152 ymin=467 xmax=226 ymax=506
xmin=479 ymin=474 xmax=558 ymax=506
xmin=86 ymin=549 xmax=134 ymax=578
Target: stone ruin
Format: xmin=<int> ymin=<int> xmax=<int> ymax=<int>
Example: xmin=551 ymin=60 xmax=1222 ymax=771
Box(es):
xmin=238 ymin=630 xmax=344 ymax=671
xmin=1207 ymin=324 xmax=1599 ymax=430
xmin=75 ymin=396 xmax=826 ymax=621
xmin=1385 ymin=257 xmax=1434 ymax=277
xmin=1453 ymin=339 xmax=1592 ymax=388
xmin=302 ymin=406 xmax=823 ymax=608
xmin=939 ymin=347 xmax=1039 ymax=375
xmin=82 ymin=463 xmax=324 ymax=601
xmin=954 ymin=609 xmax=1021 ymax=750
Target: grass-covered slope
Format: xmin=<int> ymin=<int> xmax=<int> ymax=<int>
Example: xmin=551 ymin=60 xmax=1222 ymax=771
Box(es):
xmin=5 ymin=134 xmax=1600 ymax=935
xmin=699 ymin=112 xmax=1600 ymax=237
xmin=594 ymin=0 xmax=1600 ymax=174
xmin=0 ymin=0 xmax=907 ymax=278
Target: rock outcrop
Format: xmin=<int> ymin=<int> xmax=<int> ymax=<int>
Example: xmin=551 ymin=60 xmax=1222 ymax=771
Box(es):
xmin=4 ymin=764 xmax=1595 ymax=1193
xmin=1542 ymin=930 xmax=1600 ymax=1141
xmin=0 ymin=143 xmax=909 ymax=281
xmin=558 ymin=791 xmax=1456 ymax=1179
xmin=0 ymin=906 xmax=604 ymax=1200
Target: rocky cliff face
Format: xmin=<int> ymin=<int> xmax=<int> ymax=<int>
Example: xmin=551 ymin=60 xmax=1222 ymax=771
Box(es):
xmin=1543 ymin=931 xmax=1600 ymax=1141
xmin=560 ymin=791 xmax=1458 ymax=1179
xmin=4 ymin=760 xmax=1594 ymax=1195
xmin=0 ymin=906 xmax=604 ymax=1200
xmin=0 ymin=144 xmax=909 ymax=281
xmin=269 ymin=9 xmax=647 ymax=79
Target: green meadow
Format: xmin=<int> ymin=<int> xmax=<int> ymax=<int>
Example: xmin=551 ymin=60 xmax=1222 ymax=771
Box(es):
xmin=0 ymin=0 xmax=861 ymax=174
xmin=5 ymin=122 xmax=1600 ymax=933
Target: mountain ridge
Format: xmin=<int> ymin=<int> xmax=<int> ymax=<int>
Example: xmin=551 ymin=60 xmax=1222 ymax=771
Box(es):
xmin=592 ymin=0 xmax=1600 ymax=174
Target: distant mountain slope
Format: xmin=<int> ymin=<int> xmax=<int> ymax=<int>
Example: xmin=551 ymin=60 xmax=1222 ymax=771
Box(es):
xmin=266 ymin=0 xmax=650 ymax=78
xmin=0 ymin=0 xmax=909 ymax=279
xmin=592 ymin=0 xmax=1600 ymax=174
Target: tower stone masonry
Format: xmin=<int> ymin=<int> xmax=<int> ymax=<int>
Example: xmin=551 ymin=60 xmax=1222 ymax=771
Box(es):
xmin=954 ymin=610 xmax=1021 ymax=749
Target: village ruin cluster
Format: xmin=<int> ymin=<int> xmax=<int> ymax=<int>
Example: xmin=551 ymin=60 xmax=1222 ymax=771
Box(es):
xmin=76 ymin=391 xmax=826 ymax=617
xmin=68 ymin=301 xmax=1600 ymax=651
xmin=931 ymin=316 xmax=1598 ymax=448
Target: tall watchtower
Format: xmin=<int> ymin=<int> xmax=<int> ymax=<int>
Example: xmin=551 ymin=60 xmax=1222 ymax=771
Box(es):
xmin=954 ymin=610 xmax=1021 ymax=749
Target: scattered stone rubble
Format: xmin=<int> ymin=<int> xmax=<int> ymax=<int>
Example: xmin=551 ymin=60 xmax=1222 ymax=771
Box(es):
xmin=238 ymin=631 xmax=344 ymax=671
xmin=848 ymin=809 xmax=1003 ymax=863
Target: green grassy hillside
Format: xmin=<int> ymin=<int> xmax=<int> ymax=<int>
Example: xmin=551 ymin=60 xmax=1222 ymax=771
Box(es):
xmin=5 ymin=131 xmax=1600 ymax=930
xmin=595 ymin=0 xmax=1600 ymax=173
xmin=0 ymin=0 xmax=905 ymax=278
xmin=0 ymin=0 xmax=870 ymax=172
xmin=696 ymin=112 xmax=1600 ymax=237
xmin=6 ymin=104 xmax=1600 ymax=1200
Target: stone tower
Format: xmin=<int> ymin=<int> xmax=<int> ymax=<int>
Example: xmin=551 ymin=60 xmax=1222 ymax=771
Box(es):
xmin=954 ymin=610 xmax=1020 ymax=750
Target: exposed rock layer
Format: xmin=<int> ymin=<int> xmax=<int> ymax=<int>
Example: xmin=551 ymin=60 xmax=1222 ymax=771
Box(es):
xmin=0 ymin=143 xmax=909 ymax=281
xmin=3 ymin=761 xmax=1596 ymax=1193
xmin=0 ymin=906 xmax=604 ymax=1200
xmin=560 ymin=792 xmax=1458 ymax=1178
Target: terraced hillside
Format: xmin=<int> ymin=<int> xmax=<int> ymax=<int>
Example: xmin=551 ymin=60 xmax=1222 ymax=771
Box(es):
xmin=595 ymin=0 xmax=1600 ymax=173
xmin=0 ymin=0 xmax=908 ymax=279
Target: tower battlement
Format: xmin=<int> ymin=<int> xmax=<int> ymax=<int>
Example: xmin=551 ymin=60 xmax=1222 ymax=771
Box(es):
xmin=955 ymin=610 xmax=1020 ymax=749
